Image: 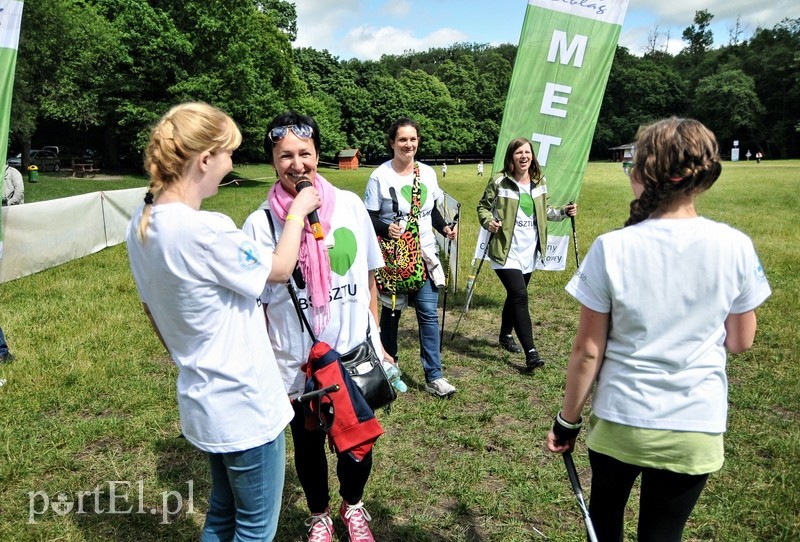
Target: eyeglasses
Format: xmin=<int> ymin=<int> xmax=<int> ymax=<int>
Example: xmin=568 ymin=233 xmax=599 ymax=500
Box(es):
xmin=268 ymin=124 xmax=314 ymax=143
xmin=622 ymin=161 xmax=633 ymax=176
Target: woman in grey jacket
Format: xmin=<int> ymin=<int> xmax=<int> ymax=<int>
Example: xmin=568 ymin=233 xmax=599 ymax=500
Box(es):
xmin=477 ymin=137 xmax=576 ymax=369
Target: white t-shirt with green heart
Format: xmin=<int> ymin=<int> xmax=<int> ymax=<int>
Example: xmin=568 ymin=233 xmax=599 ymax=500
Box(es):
xmin=363 ymin=160 xmax=443 ymax=256
xmin=491 ymin=179 xmax=539 ymax=273
xmin=243 ymin=189 xmax=385 ymax=398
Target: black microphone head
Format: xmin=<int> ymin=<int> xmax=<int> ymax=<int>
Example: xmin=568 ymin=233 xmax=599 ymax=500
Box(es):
xmin=294 ymin=177 xmax=313 ymax=191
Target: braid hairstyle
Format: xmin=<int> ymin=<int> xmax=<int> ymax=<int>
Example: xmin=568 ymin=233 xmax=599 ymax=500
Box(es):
xmin=502 ymin=137 xmax=543 ymax=182
xmin=625 ymin=117 xmax=721 ymax=227
xmin=137 ymin=102 xmax=242 ymax=241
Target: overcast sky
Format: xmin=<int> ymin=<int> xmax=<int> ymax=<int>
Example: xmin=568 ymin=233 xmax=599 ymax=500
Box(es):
xmin=291 ymin=0 xmax=799 ymax=60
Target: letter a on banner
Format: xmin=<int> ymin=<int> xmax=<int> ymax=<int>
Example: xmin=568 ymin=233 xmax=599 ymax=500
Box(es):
xmin=0 ymin=0 xmax=24 ymax=261
xmin=475 ymin=0 xmax=628 ymax=271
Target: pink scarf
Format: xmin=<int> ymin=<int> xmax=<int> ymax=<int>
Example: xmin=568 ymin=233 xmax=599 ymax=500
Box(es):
xmin=268 ymin=173 xmax=335 ymax=335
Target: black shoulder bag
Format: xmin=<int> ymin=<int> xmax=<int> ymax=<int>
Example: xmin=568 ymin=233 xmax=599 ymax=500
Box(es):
xmin=264 ymin=210 xmax=396 ymax=411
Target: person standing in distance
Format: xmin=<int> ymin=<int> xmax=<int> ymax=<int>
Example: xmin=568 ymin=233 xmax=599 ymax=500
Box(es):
xmin=126 ymin=102 xmax=320 ymax=541
xmin=546 ymin=118 xmax=771 ymax=541
xmin=2 ymin=165 xmax=24 ymax=206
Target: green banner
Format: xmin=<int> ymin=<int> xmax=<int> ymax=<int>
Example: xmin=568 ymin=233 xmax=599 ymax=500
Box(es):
xmin=0 ymin=0 xmax=24 ymax=260
xmin=487 ymin=0 xmax=628 ymax=270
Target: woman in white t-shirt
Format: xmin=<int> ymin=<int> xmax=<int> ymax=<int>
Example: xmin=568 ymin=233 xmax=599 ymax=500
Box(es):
xmin=546 ymin=118 xmax=771 ymax=541
xmin=363 ymin=117 xmax=458 ymax=398
xmin=243 ymin=111 xmax=386 ymax=542
xmin=126 ymin=102 xmax=320 ymax=541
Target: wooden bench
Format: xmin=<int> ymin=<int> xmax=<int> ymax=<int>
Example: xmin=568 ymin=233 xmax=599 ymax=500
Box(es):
xmin=72 ymin=163 xmax=100 ymax=178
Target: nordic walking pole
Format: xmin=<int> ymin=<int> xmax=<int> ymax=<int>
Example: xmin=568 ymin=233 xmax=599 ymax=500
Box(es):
xmin=440 ymin=212 xmax=459 ymax=351
xmin=569 ymin=201 xmax=580 ymax=268
xmin=453 ymin=203 xmax=461 ymax=298
xmin=563 ymin=452 xmax=598 ymax=542
xmin=450 ymin=236 xmax=490 ymax=341
xmin=450 ymin=202 xmax=497 ymax=341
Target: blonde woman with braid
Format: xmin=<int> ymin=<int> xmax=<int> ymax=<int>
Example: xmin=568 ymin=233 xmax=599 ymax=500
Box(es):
xmin=546 ymin=118 xmax=771 ymax=541
xmin=126 ymin=102 xmax=320 ymax=541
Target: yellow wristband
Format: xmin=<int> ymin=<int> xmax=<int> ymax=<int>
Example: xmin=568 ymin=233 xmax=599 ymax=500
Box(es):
xmin=285 ymin=214 xmax=304 ymax=225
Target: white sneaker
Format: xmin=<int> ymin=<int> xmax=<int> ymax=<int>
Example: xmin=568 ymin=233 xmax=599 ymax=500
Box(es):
xmin=304 ymin=509 xmax=334 ymax=542
xmin=425 ymin=377 xmax=456 ymax=397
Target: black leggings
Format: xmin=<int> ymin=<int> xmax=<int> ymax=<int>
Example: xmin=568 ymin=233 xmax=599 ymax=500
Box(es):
xmin=494 ymin=268 xmax=535 ymax=352
xmin=588 ymin=449 xmax=709 ymax=542
xmin=289 ymin=402 xmax=372 ymax=513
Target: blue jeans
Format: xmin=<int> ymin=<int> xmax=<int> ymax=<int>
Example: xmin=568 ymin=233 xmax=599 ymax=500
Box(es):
xmin=201 ymin=433 xmax=286 ymax=542
xmin=380 ymin=277 xmax=443 ymax=382
xmin=0 ymin=326 xmax=9 ymax=356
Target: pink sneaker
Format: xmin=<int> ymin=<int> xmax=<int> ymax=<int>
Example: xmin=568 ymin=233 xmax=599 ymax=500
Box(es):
xmin=305 ymin=509 xmax=334 ymax=542
xmin=339 ymin=500 xmax=375 ymax=541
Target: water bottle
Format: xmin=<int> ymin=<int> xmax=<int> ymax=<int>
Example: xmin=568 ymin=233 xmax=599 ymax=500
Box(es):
xmin=382 ymin=361 xmax=408 ymax=393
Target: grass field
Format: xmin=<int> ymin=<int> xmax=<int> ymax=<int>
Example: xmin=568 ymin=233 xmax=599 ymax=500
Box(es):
xmin=1 ymin=160 xmax=798 ymax=541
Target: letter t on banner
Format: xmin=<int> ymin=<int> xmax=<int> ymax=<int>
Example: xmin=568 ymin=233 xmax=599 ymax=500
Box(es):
xmin=489 ymin=0 xmax=629 ymax=270
xmin=0 ymin=0 xmax=24 ymax=261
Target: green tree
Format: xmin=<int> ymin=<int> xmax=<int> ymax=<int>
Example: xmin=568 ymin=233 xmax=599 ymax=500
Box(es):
xmin=739 ymin=18 xmax=800 ymax=157
xmin=258 ymin=0 xmax=298 ymax=41
xmin=91 ymin=0 xmax=193 ymax=163
xmin=693 ymin=69 xmax=764 ymax=147
xmin=594 ymin=46 xmax=688 ymax=157
xmin=682 ymin=10 xmax=715 ymax=55
xmin=11 ymin=0 xmax=122 ymax=165
xmin=91 ymin=0 xmax=300 ymax=161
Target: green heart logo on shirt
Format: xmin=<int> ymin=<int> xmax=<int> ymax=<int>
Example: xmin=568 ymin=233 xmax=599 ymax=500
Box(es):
xmin=400 ymin=183 xmax=428 ymax=207
xmin=519 ymin=193 xmax=534 ymax=217
xmin=328 ymin=227 xmax=358 ymax=276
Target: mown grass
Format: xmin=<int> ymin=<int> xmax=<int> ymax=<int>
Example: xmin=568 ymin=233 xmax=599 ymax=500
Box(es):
xmin=1 ymin=160 xmax=798 ymax=541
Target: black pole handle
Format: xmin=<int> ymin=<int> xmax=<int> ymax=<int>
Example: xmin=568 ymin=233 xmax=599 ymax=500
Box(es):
xmin=297 ymin=384 xmax=340 ymax=403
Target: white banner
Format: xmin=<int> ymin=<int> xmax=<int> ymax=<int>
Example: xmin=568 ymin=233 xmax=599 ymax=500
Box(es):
xmin=434 ymin=192 xmax=460 ymax=293
xmin=0 ymin=188 xmax=147 ymax=283
xmin=472 ymin=227 xmax=569 ymax=271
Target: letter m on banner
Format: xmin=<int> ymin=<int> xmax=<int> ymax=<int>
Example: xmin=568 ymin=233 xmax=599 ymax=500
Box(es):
xmin=0 ymin=0 xmax=24 ymax=262
xmin=481 ymin=0 xmax=628 ymax=270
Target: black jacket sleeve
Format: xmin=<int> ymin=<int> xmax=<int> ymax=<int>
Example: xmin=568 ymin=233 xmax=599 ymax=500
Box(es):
xmin=431 ymin=207 xmax=448 ymax=236
xmin=368 ymin=210 xmax=390 ymax=237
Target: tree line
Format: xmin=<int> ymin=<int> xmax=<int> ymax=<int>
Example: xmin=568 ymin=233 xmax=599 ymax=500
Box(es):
xmin=11 ymin=2 xmax=800 ymax=169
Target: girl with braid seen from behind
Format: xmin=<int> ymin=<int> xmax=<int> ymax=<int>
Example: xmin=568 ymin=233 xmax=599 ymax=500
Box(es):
xmin=547 ymin=118 xmax=771 ymax=541
xmin=126 ymin=102 xmax=320 ymax=541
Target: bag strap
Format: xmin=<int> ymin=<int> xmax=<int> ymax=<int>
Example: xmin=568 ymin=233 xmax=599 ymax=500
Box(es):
xmin=264 ymin=210 xmax=370 ymax=346
xmin=409 ymin=162 xmax=421 ymax=219
xmin=264 ymin=209 xmax=317 ymax=342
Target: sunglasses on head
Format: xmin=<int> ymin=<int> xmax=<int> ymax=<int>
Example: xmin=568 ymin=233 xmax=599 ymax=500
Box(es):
xmin=268 ymin=124 xmax=314 ymax=143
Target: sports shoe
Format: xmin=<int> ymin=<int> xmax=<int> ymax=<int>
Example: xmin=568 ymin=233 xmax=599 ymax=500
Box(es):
xmin=525 ymin=349 xmax=545 ymax=369
xmin=425 ymin=377 xmax=456 ymax=397
xmin=305 ymin=509 xmax=334 ymax=542
xmin=339 ymin=500 xmax=375 ymax=542
xmin=0 ymin=352 xmax=14 ymax=364
xmin=498 ymin=334 xmax=522 ymax=353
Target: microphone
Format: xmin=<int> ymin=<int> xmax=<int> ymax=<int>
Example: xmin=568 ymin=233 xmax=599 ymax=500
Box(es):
xmin=294 ymin=178 xmax=324 ymax=241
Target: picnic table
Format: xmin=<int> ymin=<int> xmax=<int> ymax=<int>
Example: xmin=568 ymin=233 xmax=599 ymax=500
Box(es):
xmin=72 ymin=162 xmax=100 ymax=178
